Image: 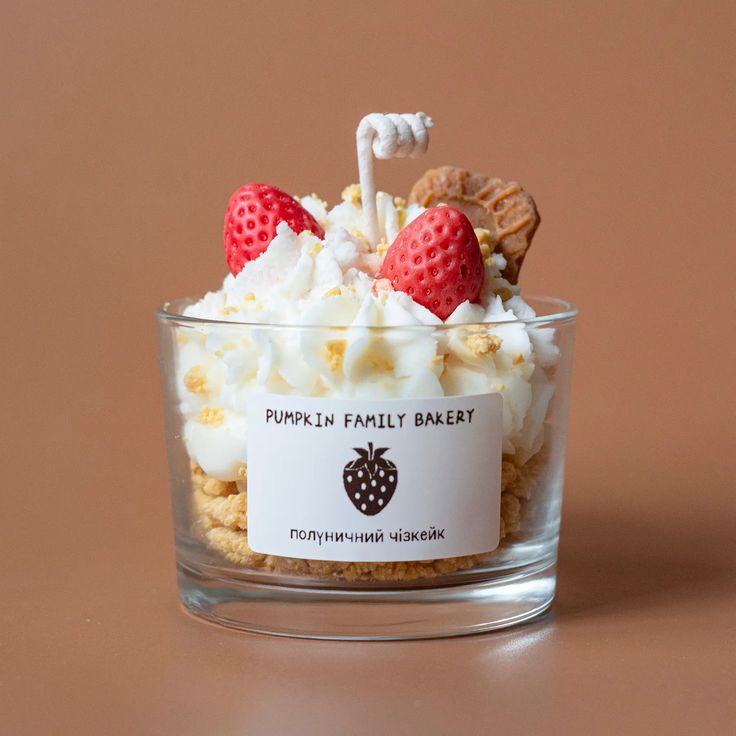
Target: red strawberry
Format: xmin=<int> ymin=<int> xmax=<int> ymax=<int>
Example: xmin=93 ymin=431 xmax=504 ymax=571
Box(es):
xmin=223 ymin=183 xmax=325 ymax=275
xmin=379 ymin=206 xmax=485 ymax=320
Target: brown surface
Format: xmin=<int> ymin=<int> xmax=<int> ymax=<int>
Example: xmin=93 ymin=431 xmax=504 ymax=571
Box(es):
xmin=2 ymin=1 xmax=735 ymax=734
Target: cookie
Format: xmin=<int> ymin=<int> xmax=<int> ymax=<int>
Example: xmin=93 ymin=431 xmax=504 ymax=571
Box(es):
xmin=408 ymin=166 xmax=540 ymax=284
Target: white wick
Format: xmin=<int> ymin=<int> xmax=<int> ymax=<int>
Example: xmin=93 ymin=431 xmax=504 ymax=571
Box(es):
xmin=356 ymin=112 xmax=434 ymax=248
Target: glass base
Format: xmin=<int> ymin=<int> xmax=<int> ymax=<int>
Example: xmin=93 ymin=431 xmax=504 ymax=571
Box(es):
xmin=177 ymin=559 xmax=556 ymax=640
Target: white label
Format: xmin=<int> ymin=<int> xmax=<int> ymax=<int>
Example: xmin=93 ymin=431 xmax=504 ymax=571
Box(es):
xmin=247 ymin=394 xmax=502 ymax=562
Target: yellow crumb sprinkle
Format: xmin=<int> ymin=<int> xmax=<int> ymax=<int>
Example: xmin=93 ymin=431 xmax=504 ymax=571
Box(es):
xmin=324 ymin=286 xmax=341 ymax=298
xmin=326 ymin=339 xmax=347 ymax=372
xmin=244 ymin=292 xmax=256 ymax=302
xmin=197 ymin=406 xmax=225 ymax=427
xmin=431 ymin=354 xmax=446 ymax=374
xmin=367 ymin=355 xmax=393 ymax=373
xmin=376 ymin=240 xmax=389 ymax=258
xmin=223 ymin=305 xmax=240 ymax=315
xmin=475 ymin=228 xmax=496 ymax=264
xmin=342 ymin=183 xmax=361 ymax=205
xmin=513 ymin=353 xmax=525 ymax=365
xmin=395 ymin=197 xmax=408 ymax=229
xmin=310 ymin=242 xmax=323 ymax=255
xmin=474 ymin=227 xmax=494 ymax=246
xmin=494 ymin=287 xmax=513 ymax=302
xmin=465 ymin=334 xmax=502 ymax=356
xmin=184 ymin=366 xmax=208 ymax=394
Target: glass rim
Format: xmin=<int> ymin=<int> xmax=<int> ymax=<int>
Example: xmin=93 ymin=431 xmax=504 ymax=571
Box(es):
xmin=156 ymin=294 xmax=578 ymax=331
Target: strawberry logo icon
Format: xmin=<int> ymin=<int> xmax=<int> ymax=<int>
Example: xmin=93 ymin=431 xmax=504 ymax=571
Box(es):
xmin=343 ymin=442 xmax=398 ymax=516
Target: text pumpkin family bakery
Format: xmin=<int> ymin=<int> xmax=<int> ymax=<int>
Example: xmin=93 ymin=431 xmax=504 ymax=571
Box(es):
xmin=264 ymin=408 xmax=477 ymax=429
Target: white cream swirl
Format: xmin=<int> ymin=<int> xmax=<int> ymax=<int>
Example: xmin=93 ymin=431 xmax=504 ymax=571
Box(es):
xmin=176 ymin=190 xmax=559 ymax=480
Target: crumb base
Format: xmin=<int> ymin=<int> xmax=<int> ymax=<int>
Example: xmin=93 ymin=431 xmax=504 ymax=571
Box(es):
xmin=189 ymin=452 xmax=544 ymax=582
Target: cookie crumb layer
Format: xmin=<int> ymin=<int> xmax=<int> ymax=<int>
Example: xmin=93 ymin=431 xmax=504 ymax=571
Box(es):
xmin=189 ymin=453 xmax=544 ymax=582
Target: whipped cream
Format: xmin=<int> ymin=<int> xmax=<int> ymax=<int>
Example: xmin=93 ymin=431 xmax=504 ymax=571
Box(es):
xmin=176 ymin=189 xmax=559 ymax=480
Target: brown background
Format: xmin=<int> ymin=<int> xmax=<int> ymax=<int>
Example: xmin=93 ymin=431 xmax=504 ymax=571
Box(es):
xmin=2 ymin=1 xmax=735 ymax=734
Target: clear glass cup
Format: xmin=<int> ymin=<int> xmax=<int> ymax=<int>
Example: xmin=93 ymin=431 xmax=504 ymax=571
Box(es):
xmin=157 ymin=296 xmax=577 ymax=640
